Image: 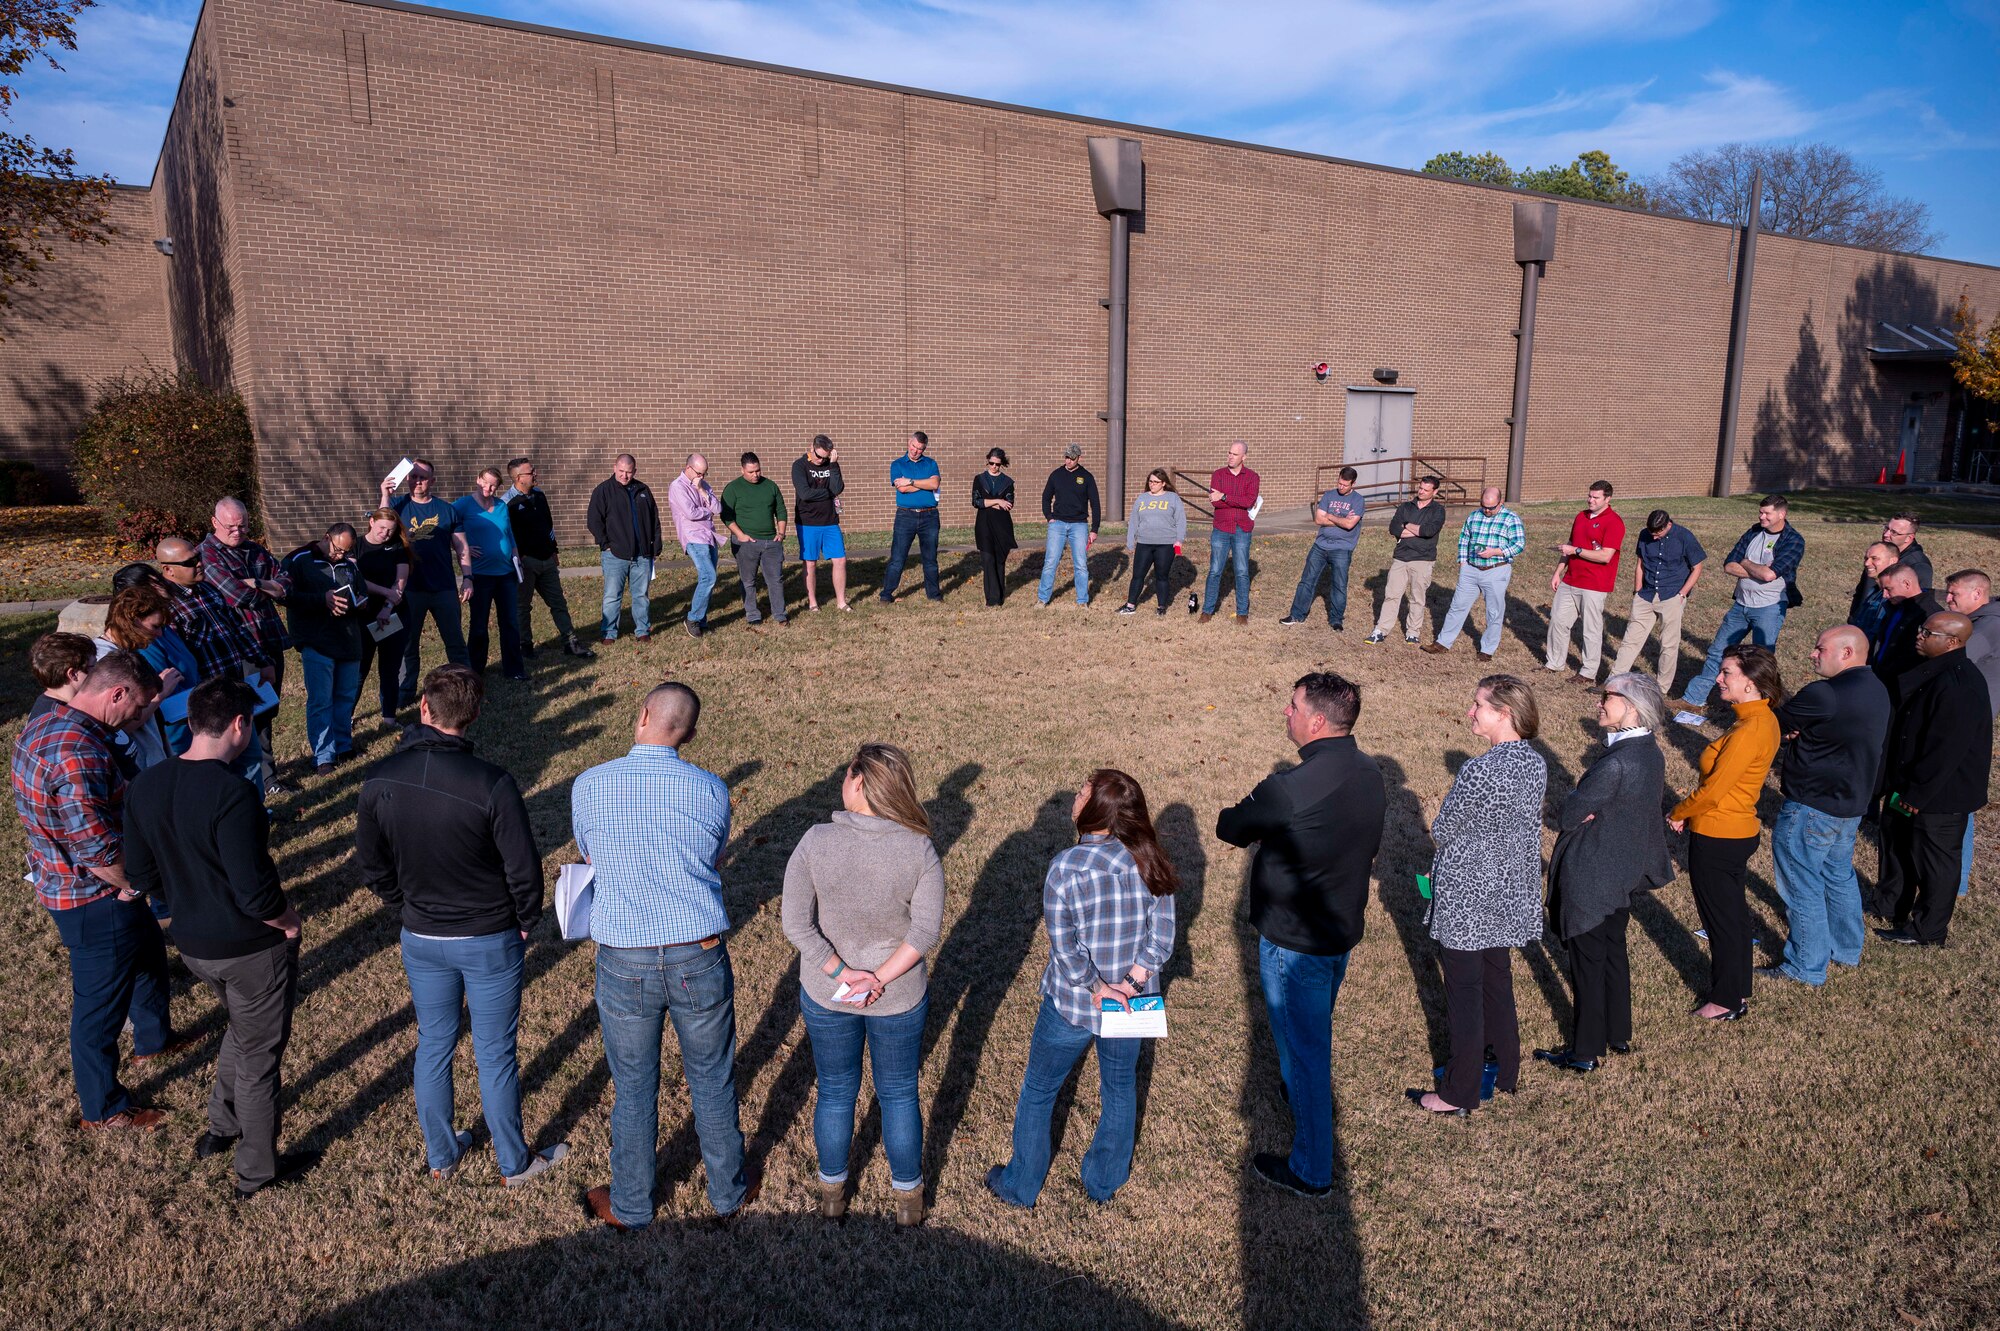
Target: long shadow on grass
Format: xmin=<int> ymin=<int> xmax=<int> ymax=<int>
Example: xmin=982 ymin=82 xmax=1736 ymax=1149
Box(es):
xmin=1375 ymin=757 xmax=1449 ymax=1066
xmin=287 ymin=1215 xmax=1192 ymax=1330
xmin=1233 ymin=848 xmax=1369 ymax=1328
xmin=1133 ymin=802 xmax=1206 ymax=1142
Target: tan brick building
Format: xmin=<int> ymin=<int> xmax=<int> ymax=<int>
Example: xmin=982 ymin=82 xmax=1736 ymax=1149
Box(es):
xmin=5 ymin=0 xmax=1999 ymax=542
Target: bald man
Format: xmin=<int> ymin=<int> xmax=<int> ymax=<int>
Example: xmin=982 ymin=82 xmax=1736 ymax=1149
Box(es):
xmin=572 ymin=682 xmax=752 ymax=1231
xmin=1847 ymin=541 xmax=1899 ymax=644
xmin=1422 ymin=485 xmax=1526 ymax=660
xmin=1870 ymin=564 xmax=1941 ymax=689
xmin=197 ymin=499 xmax=294 ymax=796
xmin=1874 ymin=612 xmax=1990 ymax=946
xmin=1758 ymin=625 xmax=1891 ymax=987
xmin=667 ymin=453 xmax=722 ymax=639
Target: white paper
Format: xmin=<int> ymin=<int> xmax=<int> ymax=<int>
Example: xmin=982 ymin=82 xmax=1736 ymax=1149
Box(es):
xmin=556 ymin=863 xmax=595 ymax=941
xmin=1100 ymin=996 xmax=1168 ymax=1039
xmin=366 ymin=617 xmax=398 ymax=642
xmin=514 ymin=555 xmax=526 ymax=584
xmin=830 ymin=981 xmax=871 ymax=1006
xmin=385 ymin=457 xmax=416 ymax=490
xmin=1673 ymin=710 xmax=1707 ymax=727
xmin=1247 ymin=495 xmax=1265 ymax=520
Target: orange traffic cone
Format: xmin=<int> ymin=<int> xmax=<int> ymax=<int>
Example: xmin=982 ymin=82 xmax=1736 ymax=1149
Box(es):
xmin=1877 ymin=465 xmax=1888 ymax=484
xmin=1892 ymin=450 xmax=1908 ymax=483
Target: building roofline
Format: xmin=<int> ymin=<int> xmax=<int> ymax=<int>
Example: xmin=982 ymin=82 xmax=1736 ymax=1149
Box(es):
xmin=145 ymin=0 xmax=2000 ymax=276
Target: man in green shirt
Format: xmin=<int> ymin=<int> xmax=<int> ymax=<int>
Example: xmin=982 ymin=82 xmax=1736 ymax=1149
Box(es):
xmin=721 ymin=452 xmax=789 ymax=626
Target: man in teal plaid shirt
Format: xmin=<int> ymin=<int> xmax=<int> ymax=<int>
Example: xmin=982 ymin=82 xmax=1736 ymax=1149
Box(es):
xmin=1423 ymin=486 xmax=1527 ymax=661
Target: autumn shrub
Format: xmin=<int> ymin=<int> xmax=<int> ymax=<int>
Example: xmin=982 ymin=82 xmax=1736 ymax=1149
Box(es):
xmin=71 ymin=368 xmax=256 ymax=540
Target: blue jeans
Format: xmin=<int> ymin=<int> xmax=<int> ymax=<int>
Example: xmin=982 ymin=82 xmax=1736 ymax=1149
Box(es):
xmin=1681 ymin=600 xmax=1786 ymax=704
xmin=49 ymin=893 xmax=173 ymax=1121
xmin=990 ymin=995 xmax=1142 ymax=1206
xmin=399 ymin=929 xmax=530 ymax=1177
xmin=1259 ymin=937 xmax=1348 ymax=1190
xmin=1202 ymin=528 xmax=1253 ymax=615
xmin=1288 ymin=544 xmax=1355 ymax=626
xmin=880 ymin=508 xmax=942 ymax=601
xmin=798 ymin=989 xmax=927 ymax=1190
xmin=299 ymin=647 xmax=360 ymax=765
xmin=684 ymin=542 xmax=718 ymax=626
xmin=399 ymin=585 xmax=468 ymax=705
xmin=1037 ymin=520 xmax=1092 ymax=605
xmin=595 ymin=940 xmax=747 ymax=1226
xmin=1435 ymin=563 xmax=1512 ymax=654
xmin=1769 ymin=801 xmax=1865 ymax=985
xmin=600 ymin=553 xmax=654 ymax=638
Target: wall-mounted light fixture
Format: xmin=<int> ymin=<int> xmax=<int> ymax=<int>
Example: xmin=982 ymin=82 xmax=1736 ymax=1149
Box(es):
xmin=1372 ymin=368 xmax=1399 ymax=385
xmin=153 ymin=238 xmax=174 ymax=257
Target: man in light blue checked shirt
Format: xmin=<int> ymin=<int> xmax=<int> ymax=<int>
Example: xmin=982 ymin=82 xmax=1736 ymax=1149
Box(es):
xmin=576 ymin=682 xmax=755 ymax=1231
xmin=1424 ymin=485 xmax=1527 ymax=661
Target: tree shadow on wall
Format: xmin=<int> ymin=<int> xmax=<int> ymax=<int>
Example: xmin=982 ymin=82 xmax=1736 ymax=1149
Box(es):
xmin=0 ymin=363 xmax=91 ymax=498
xmin=1749 ymin=259 xmax=1950 ymax=490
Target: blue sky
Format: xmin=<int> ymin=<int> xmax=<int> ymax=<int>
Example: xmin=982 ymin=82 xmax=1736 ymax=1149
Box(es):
xmin=21 ymin=0 xmax=2000 ymax=263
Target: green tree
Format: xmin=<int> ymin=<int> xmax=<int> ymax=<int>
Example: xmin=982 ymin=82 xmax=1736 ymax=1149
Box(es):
xmin=1513 ymin=150 xmax=1648 ymax=206
xmin=1420 ymin=150 xmax=1513 ymax=187
xmin=0 ymin=0 xmax=114 ymax=329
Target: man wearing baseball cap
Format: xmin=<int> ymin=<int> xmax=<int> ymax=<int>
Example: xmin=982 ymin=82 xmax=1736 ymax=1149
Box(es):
xmin=1037 ymin=444 xmax=1101 ymax=608
xmin=1608 ymin=508 xmax=1705 ymax=697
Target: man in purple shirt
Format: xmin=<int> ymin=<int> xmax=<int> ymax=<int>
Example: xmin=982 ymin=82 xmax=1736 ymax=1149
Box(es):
xmin=669 ymin=454 xmax=722 ymax=640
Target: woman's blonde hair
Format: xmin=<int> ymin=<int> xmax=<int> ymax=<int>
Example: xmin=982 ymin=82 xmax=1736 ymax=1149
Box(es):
xmin=1475 ymin=673 xmax=1541 ymax=741
xmin=850 ymin=742 xmax=930 ymax=837
xmin=364 ymin=506 xmax=411 ymax=556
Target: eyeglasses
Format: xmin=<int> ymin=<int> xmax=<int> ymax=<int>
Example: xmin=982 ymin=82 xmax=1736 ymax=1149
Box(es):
xmin=159 ymin=557 xmax=200 ymax=569
xmin=1915 ymin=627 xmax=1955 ymax=640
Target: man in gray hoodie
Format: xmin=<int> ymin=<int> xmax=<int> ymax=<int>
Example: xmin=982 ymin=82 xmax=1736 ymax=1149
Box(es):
xmin=1944 ymin=569 xmax=1997 ymax=896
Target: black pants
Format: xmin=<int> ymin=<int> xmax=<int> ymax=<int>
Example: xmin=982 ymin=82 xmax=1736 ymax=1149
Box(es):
xmin=466 ymin=573 xmax=523 ymax=676
xmin=978 ymin=544 xmax=1009 ymax=605
xmin=1689 ymin=832 xmax=1758 ymax=1009
xmin=1881 ymin=809 xmax=1969 ymax=944
xmin=355 ymin=610 xmax=408 ymax=721
xmin=1126 ymin=543 xmax=1175 ymax=609
xmin=183 ymin=940 xmax=299 ymax=1191
xmin=1565 ymin=907 xmax=1631 ymax=1058
xmin=1440 ymin=945 xmax=1517 ymax=1110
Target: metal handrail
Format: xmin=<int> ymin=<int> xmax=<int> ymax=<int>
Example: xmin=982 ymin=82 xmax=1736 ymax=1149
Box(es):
xmin=1311 ymin=455 xmax=1487 ymax=505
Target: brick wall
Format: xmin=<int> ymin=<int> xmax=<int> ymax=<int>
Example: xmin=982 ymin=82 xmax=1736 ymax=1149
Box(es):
xmin=0 ymin=187 xmax=172 ymax=498
xmin=6 ymin=0 xmax=2000 ymax=540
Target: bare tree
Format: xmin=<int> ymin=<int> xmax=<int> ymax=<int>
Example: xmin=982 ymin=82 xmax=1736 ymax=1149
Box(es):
xmin=1648 ymin=142 xmax=1941 ymax=253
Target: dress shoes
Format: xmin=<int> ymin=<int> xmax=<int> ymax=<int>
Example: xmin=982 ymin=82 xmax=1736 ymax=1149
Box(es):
xmin=1250 ymin=1152 xmax=1330 ymax=1198
xmin=233 ymin=1151 xmax=319 ymax=1202
xmin=586 ymin=1185 xmax=633 ymax=1231
xmin=130 ymin=1034 xmax=200 ymax=1064
xmin=82 ymin=1107 xmax=168 ymax=1131
xmin=1607 ymin=1041 xmax=1633 ymax=1056
xmin=1532 ymin=1047 xmax=1598 ymax=1073
xmin=194 ymin=1131 xmax=240 ymax=1160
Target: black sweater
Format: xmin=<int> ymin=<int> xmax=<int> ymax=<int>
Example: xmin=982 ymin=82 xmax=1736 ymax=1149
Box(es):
xmin=125 ymin=758 xmax=289 ymax=960
xmin=1216 ymin=735 xmax=1386 ymax=956
xmin=1041 ymin=465 xmax=1102 ymax=531
xmin=1881 ymin=651 xmax=1992 ymax=816
xmin=506 ymin=487 xmax=560 ymax=560
xmin=354 ymin=726 xmax=543 ymax=936
xmin=1775 ymin=667 xmax=1891 ymax=817
xmin=283 ymin=542 xmax=367 ymax=662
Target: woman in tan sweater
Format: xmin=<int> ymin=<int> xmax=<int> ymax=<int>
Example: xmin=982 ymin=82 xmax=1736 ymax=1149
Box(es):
xmin=1670 ymin=644 xmax=1785 ymax=1022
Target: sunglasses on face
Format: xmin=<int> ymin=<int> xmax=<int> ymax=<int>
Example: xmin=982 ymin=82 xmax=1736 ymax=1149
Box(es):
xmin=160 ymin=557 xmax=200 ymax=569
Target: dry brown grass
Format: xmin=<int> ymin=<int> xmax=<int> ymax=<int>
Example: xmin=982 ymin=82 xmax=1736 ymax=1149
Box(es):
xmin=0 ymin=490 xmax=1995 ymax=1330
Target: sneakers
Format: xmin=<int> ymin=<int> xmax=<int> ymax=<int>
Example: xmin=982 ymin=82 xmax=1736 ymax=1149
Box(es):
xmin=563 ymin=636 xmax=597 ymax=658
xmin=685 ymin=620 xmax=703 ymax=640
xmin=1278 ymin=616 xmax=1306 ymax=627
xmin=1117 ymin=603 xmax=1138 ymax=615
xmin=430 ymin=1129 xmax=476 ymax=1181
xmin=1406 ymin=635 xmax=1421 ymax=644
xmin=504 ymin=1142 xmax=570 ymax=1187
xmin=1156 ymin=605 xmax=1168 ymax=617
xmin=1250 ymin=1152 xmax=1329 ymax=1198
xmin=1364 ymin=631 xmax=1386 ymax=645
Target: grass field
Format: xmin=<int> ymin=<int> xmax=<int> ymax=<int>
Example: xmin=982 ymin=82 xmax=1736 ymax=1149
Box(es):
xmin=1 ymin=489 xmax=1995 ymax=1330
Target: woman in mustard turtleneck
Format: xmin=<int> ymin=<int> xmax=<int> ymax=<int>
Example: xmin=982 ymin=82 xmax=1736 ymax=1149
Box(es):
xmin=1669 ymin=643 xmax=1785 ymax=1022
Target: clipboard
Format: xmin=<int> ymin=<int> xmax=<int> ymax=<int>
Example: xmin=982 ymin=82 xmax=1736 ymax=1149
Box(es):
xmin=556 ymin=863 xmax=595 ymax=941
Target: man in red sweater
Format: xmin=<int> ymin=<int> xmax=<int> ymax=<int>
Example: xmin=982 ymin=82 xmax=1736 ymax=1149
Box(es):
xmin=1544 ymin=480 xmax=1624 ymax=683
xmin=1200 ymin=441 xmax=1261 ymax=624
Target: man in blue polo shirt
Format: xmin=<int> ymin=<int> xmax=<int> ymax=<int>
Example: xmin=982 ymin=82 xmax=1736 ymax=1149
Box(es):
xmin=879 ymin=431 xmax=943 ymax=604
xmin=1608 ymin=508 xmax=1706 ymax=697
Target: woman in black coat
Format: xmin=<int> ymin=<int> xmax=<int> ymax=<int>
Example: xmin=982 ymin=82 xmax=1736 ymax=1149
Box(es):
xmin=972 ymin=448 xmax=1018 ymax=606
xmin=1535 ymin=672 xmax=1676 ymax=1074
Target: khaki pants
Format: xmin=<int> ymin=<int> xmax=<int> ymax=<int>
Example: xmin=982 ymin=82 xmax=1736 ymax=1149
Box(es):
xmin=1609 ymin=593 xmax=1688 ymax=695
xmin=1374 ymin=558 xmax=1435 ymax=639
xmin=1545 ymin=583 xmax=1608 ymax=677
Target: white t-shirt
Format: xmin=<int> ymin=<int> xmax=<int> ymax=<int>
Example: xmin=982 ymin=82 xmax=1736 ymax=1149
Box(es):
xmin=1735 ymin=530 xmax=1786 ymax=608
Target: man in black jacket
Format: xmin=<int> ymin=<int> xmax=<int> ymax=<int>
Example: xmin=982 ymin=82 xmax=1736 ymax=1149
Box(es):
xmin=283 ymin=524 xmax=366 ymax=777
xmin=1217 ymin=671 xmax=1385 ymax=1199
xmin=125 ymin=678 xmax=310 ymax=1200
xmin=1875 ymin=613 xmax=1991 ymax=946
xmin=586 ymin=454 xmax=663 ymax=643
xmin=355 ymin=665 xmax=567 ymax=1185
xmin=504 ymin=458 xmax=593 ymax=660
xmin=1036 ymin=444 xmax=1102 ymax=607
xmin=1871 ymin=564 xmax=1942 ymax=691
